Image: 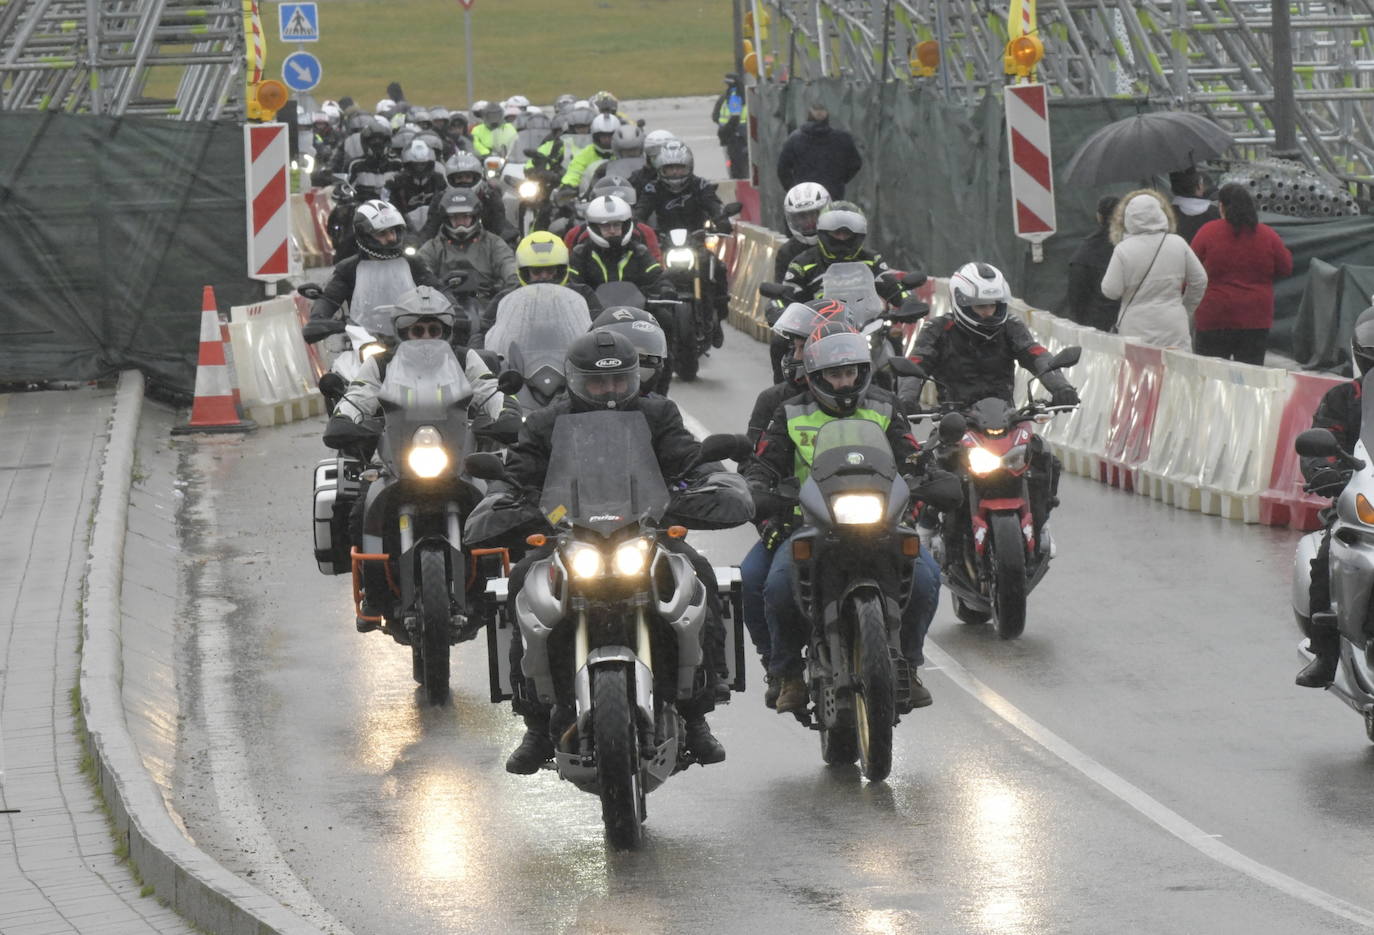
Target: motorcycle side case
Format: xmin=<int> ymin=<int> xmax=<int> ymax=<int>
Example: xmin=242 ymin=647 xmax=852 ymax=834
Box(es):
xmin=1291 ymin=529 xmax=1321 ymax=638
xmin=312 ymin=457 xmax=357 ymax=575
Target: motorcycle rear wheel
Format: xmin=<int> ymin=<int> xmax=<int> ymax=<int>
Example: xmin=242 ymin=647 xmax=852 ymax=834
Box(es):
xmin=673 ymin=303 xmax=700 ymax=381
xmin=853 ymin=596 xmax=894 ymax=782
xmin=419 ymin=546 xmax=452 ymax=705
xmin=989 ymin=514 xmax=1028 ymax=639
xmin=593 ymin=665 xmax=644 ymax=849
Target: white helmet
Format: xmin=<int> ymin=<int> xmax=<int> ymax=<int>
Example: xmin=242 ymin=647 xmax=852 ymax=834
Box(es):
xmin=375 ymin=98 xmax=397 ymax=115
xmin=507 ymin=94 xmax=530 ymax=111
xmin=612 ymin=123 xmax=644 ymax=156
xmin=584 ymin=195 xmax=634 ymax=249
xmin=321 ymin=100 xmax=342 ymax=124
xmin=470 ymin=99 xmax=489 ymax=120
xmin=589 ymin=113 xmax=620 ymax=154
xmin=783 ymin=182 xmax=832 ymax=245
xmin=949 ymin=261 xmax=1013 ymax=338
xmin=644 ymin=129 xmax=676 ymax=163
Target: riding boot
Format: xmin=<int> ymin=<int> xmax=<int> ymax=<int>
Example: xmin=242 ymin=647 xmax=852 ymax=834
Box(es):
xmin=683 ymin=715 xmax=726 ymax=764
xmin=1296 ymin=613 xmax=1340 ymax=688
xmin=505 ymin=709 xmax=555 ymax=774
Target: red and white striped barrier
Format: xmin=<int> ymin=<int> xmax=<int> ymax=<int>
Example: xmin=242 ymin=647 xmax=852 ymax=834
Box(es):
xmin=244 ymin=123 xmax=294 ymax=282
xmin=1004 ymin=82 xmax=1055 ymax=260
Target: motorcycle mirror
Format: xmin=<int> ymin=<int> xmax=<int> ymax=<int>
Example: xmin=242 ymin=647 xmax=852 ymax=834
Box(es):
xmin=465 ymin=452 xmax=511 ymax=482
xmin=1044 ymin=346 xmax=1082 ymax=372
xmin=317 ymin=372 xmax=347 ymax=400
xmin=911 ymin=469 xmax=963 ymax=513
xmin=1295 ymin=428 xmax=1341 ymax=458
xmin=445 ymin=271 xmax=470 ymax=290
xmin=302 ymin=319 xmax=345 ymax=343
xmin=938 ymin=411 xmax=967 ymax=446
xmin=723 ymin=201 xmax=744 ymax=217
xmin=888 ymin=357 xmax=926 ymax=378
xmin=900 ymin=270 xmax=929 ymax=288
xmin=496 ymin=370 xmax=525 ymax=395
xmin=296 ymin=282 xmax=324 ymax=300
xmin=758 ymin=282 xmax=795 ymax=300
xmin=888 ymin=298 xmax=930 ymax=323
xmin=699 ymin=432 xmax=754 ymax=464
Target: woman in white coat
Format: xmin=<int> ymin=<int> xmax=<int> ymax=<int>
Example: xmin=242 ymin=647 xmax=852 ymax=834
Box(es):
xmin=1100 ymin=189 xmax=1208 ymax=348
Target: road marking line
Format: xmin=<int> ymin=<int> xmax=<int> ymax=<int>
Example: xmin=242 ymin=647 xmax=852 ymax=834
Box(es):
xmin=925 ymin=641 xmax=1374 ymax=928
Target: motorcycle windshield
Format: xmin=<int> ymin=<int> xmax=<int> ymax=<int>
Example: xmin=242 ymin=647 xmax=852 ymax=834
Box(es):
xmin=1362 ymin=370 xmax=1374 ymax=460
xmin=485 ymin=284 xmax=589 ymax=379
xmin=810 ymin=418 xmax=897 ymax=484
xmin=348 ymin=256 xmax=414 ymax=336
xmin=595 ymin=281 xmax=646 ymax=309
xmin=377 ymin=339 xmax=473 ymax=421
xmin=540 ymin=411 xmax=670 ymax=530
xmin=821 ymin=262 xmax=883 ymax=325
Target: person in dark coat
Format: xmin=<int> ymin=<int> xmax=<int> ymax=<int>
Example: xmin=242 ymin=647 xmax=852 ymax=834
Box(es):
xmin=775 ymin=106 xmax=862 ymax=200
xmin=1062 ymin=195 xmax=1121 ymax=331
xmin=1169 ymin=167 xmax=1221 ymax=244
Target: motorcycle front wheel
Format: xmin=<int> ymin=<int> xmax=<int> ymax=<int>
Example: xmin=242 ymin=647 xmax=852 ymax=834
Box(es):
xmin=852 ymin=595 xmax=894 ymax=782
xmin=418 ymin=546 xmax=452 ymax=705
xmin=673 ymin=303 xmax=700 ymax=381
xmin=989 ymin=513 xmax=1028 ymax=639
xmin=593 ymin=665 xmax=644 ymax=849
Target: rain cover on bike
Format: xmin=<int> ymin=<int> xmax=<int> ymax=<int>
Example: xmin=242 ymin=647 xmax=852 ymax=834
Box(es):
xmin=540 ymin=410 xmax=670 ymax=534
xmin=377 ymin=339 xmax=473 ymax=421
xmin=349 ymin=257 xmax=416 ymax=337
xmin=821 ymin=262 xmax=883 ymax=325
xmin=485 ymin=284 xmax=589 ymax=392
xmin=810 ymin=418 xmax=897 ymax=485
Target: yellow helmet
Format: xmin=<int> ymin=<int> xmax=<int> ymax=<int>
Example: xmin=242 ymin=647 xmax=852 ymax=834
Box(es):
xmin=515 ymin=231 xmax=570 ymax=285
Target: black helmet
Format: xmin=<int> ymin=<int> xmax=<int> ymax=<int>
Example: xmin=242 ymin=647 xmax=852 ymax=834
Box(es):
xmin=566 ymin=330 xmax=640 ymax=410
xmin=1354 ymin=307 xmax=1374 ymax=376
xmin=802 ymin=320 xmax=871 ymax=416
xmin=590 ymin=307 xmax=667 ymax=393
xmin=352 ymin=199 xmax=406 ymax=259
xmin=440 ymin=187 xmax=483 ymax=242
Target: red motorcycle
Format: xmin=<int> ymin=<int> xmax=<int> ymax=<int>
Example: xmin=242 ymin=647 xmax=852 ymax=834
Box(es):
xmin=895 ymin=347 xmax=1079 ymax=638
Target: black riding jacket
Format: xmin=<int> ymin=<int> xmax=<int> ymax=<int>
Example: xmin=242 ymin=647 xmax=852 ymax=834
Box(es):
xmin=907 ymin=314 xmax=1071 ymax=406
xmin=309 ymin=254 xmax=445 ymax=321
xmin=635 ymin=175 xmax=727 ymax=232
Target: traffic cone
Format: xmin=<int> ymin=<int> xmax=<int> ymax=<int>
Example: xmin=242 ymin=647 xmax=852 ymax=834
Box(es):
xmin=172 ymin=285 xmax=256 ymax=435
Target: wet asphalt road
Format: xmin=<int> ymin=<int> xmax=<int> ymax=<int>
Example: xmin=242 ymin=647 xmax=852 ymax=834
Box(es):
xmin=169 ymin=323 xmax=1374 ymax=935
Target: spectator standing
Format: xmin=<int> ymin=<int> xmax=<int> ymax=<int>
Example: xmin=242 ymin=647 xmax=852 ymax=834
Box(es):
xmin=776 ymin=105 xmax=862 ymax=199
xmin=1100 ymin=189 xmax=1208 ymax=349
xmin=1189 ymin=183 xmax=1293 ymax=365
xmin=1062 ymin=195 xmax=1121 ymax=331
xmin=1169 ymin=167 xmax=1221 ymax=243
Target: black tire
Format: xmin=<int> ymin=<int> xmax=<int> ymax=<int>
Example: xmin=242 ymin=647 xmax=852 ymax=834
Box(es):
xmin=989 ymin=513 xmax=1028 ymax=639
xmin=593 ymin=666 xmax=643 ymax=848
xmin=819 ymin=713 xmax=858 ymax=766
xmin=411 ymin=644 xmax=424 ymax=684
xmin=852 ymin=596 xmax=894 ymax=782
xmin=674 ymin=304 xmax=700 ymax=381
xmin=419 ymin=547 xmax=451 ymax=705
xmin=953 ymin=594 xmax=991 ymax=625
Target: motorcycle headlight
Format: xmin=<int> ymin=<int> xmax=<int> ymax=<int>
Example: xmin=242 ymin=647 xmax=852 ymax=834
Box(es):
xmin=517 ymin=179 xmax=540 ymax=200
xmin=406 ymin=425 xmax=449 ymax=478
xmin=830 ymin=493 xmax=884 ymax=525
xmin=403 ymin=245 xmax=417 ymax=257
xmin=612 ymin=538 xmax=651 ymax=576
xmin=566 ymin=543 xmax=604 ymax=579
xmin=666 ymin=247 xmax=696 ymax=269
xmin=358 ymin=341 xmax=386 ymax=362
xmin=967 ymin=446 xmax=1002 ymax=476
xmin=1002 ymin=443 xmax=1029 ymax=472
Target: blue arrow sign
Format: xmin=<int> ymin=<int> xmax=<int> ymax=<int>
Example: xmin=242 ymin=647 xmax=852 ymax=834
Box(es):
xmin=281 ymin=51 xmax=322 ymax=92
xmin=279 ymin=3 xmax=319 ymax=42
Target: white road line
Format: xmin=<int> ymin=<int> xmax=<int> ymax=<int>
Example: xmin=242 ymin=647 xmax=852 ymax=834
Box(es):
xmin=924 ymin=642 xmax=1374 ymax=928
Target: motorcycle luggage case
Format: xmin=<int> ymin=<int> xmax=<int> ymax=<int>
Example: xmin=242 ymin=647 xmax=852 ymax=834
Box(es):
xmin=312 ymin=458 xmax=354 ymax=575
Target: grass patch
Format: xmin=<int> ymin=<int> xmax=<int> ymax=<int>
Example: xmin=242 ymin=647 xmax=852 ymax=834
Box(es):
xmin=260 ymin=0 xmax=734 ymax=106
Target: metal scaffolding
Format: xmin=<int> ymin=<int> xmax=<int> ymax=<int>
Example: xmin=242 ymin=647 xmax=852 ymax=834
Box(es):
xmin=761 ymin=0 xmax=1374 ymax=178
xmin=0 ymin=0 xmax=246 ymax=119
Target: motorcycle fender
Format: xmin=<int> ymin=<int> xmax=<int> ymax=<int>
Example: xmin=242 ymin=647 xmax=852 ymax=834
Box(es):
xmin=884 ymin=475 xmax=909 ymax=526
xmin=512 ymin=555 xmax=567 ymax=704
xmin=574 ymin=648 xmax=654 ymax=735
xmin=1330 ymin=533 xmax=1374 ymax=646
xmin=654 ymin=551 xmax=708 ymax=698
xmin=1291 ymin=530 xmax=1322 ymax=623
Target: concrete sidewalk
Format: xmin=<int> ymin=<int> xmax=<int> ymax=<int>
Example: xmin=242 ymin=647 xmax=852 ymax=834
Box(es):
xmin=0 ymin=386 xmax=196 ymax=935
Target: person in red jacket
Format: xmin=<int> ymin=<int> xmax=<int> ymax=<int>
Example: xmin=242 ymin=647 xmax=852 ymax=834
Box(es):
xmin=1189 ymin=183 xmax=1293 ymax=365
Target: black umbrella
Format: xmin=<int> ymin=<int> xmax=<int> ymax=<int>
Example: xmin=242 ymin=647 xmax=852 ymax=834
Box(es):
xmin=1063 ymin=111 xmax=1234 ymax=187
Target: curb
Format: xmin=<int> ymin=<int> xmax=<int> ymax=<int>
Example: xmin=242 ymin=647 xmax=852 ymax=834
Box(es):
xmin=80 ymin=369 xmax=324 ymax=935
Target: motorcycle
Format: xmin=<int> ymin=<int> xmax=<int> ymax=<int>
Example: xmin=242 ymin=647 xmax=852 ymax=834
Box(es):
xmin=299 ymin=281 xmax=396 ymax=415
xmin=482 ymin=283 xmax=590 ymax=411
xmin=893 ymin=347 xmax=1080 ymax=639
xmin=1291 ymin=371 xmax=1374 ymax=741
xmin=315 ymin=339 xmax=490 ymax=706
xmin=593 ymin=280 xmax=678 ymax=397
xmin=659 ymin=202 xmax=743 ymax=380
xmin=770 ymin=418 xmax=960 ymax=782
xmin=467 ymin=412 xmax=744 ymax=846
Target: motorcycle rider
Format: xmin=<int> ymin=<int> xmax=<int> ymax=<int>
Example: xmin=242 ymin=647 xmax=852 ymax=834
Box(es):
xmin=1295 ymin=309 xmax=1374 ymax=687
xmin=563 ymin=176 xmax=663 ymax=262
xmin=747 ymin=319 xmax=942 ymax=714
xmin=478 ymin=231 xmax=604 ymax=340
xmin=568 ymin=195 xmax=667 ymax=294
xmin=498 ymin=330 xmax=728 ymax=772
xmin=904 ymin=261 xmax=1079 ymax=555
xmin=347 ymin=119 xmax=397 ymax=187
xmin=558 ymin=112 xmax=620 ymax=192
xmin=633 ymin=129 xmax=677 ymax=194
xmin=471 ymin=101 xmax=517 ymax=157
xmin=780 ymin=204 xmax=896 ymax=304
xmin=310 ymin=200 xmax=448 ymax=326
xmin=323 ymin=286 xmax=519 ymax=629
xmin=389 ymin=139 xmax=446 ymax=222
xmin=416 ymin=151 xmax=516 ymax=245
xmin=417 ymin=188 xmax=519 ymax=303
xmin=763 ymin=183 xmax=835 ymax=382
xmin=635 ymin=140 xmax=734 ymax=346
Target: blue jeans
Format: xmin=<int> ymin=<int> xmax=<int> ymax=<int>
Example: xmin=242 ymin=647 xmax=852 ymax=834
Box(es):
xmin=764 ymin=533 xmax=941 ymax=678
xmin=739 ymin=538 xmax=775 ymax=670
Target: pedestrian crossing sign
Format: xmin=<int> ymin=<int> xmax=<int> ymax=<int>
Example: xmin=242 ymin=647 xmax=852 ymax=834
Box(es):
xmin=279 ymin=3 xmax=319 ymax=42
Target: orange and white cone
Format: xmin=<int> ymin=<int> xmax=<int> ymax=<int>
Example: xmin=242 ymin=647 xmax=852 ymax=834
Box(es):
xmin=172 ymin=285 xmax=256 ymax=434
